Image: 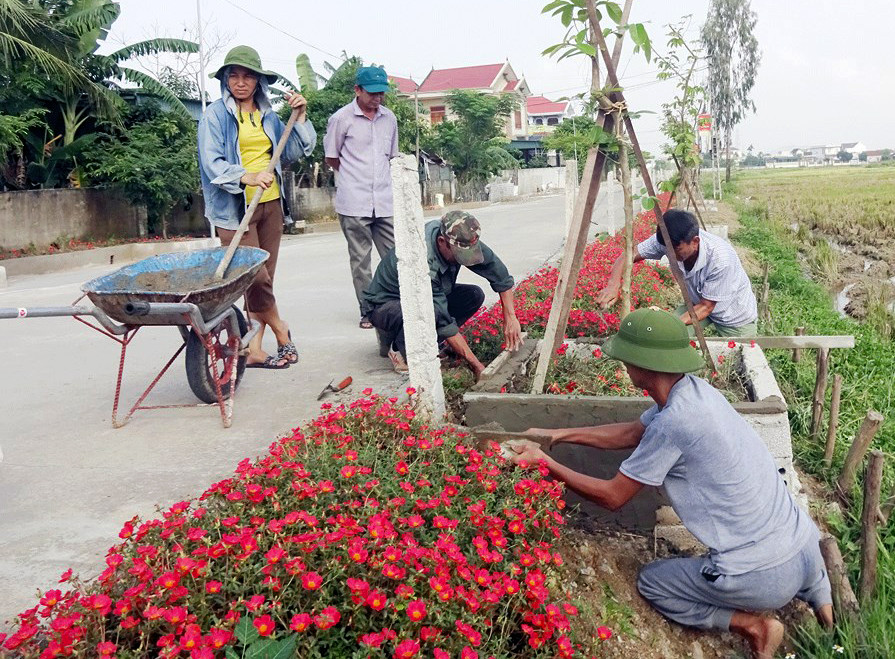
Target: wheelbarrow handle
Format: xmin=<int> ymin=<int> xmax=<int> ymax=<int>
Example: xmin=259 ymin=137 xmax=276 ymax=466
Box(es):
xmin=0 ymin=305 xmax=129 ymax=335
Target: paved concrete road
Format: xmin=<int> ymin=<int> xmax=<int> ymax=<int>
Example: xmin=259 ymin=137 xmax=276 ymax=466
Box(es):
xmin=0 ymin=193 xmax=586 ymax=625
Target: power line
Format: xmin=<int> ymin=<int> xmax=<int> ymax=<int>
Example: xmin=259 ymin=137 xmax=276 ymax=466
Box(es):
xmin=221 ymin=0 xmax=341 ymax=60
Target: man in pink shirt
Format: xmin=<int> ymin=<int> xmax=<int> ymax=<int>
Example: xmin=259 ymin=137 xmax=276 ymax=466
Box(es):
xmin=324 ymin=66 xmax=398 ymax=329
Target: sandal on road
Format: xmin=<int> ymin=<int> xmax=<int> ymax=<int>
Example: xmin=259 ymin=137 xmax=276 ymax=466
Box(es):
xmin=359 ymin=316 xmax=374 ymax=330
xmin=276 ymin=330 xmax=299 ymax=365
xmin=246 ymin=355 xmax=290 ymax=370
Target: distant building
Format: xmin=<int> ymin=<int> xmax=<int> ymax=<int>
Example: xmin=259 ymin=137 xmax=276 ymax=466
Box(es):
xmin=388 ymin=75 xmax=418 ymax=95
xmin=407 ymin=62 xmax=532 ymax=139
xmin=526 ymin=96 xmax=571 ymax=133
xmin=864 ymin=149 xmax=887 ymax=163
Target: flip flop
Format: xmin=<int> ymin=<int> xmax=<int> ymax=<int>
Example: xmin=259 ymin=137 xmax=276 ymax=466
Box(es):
xmin=277 ymin=330 xmax=299 ymax=364
xmin=359 ymin=316 xmax=373 ymax=330
xmin=246 ymin=355 xmax=290 ymax=369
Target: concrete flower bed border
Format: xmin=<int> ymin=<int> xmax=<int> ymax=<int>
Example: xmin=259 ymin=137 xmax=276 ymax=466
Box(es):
xmin=463 ymin=339 xmax=799 ymax=533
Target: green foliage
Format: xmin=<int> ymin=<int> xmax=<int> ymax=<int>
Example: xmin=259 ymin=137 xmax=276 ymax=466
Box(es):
xmin=655 ymin=19 xmax=704 ymax=175
xmin=526 ymin=151 xmax=551 ymax=168
xmin=427 ymin=89 xmax=519 ymax=193
xmin=701 ymin=0 xmax=760 ymax=182
xmin=837 ymin=150 xmax=853 ymax=163
xmin=731 ymin=179 xmax=895 ymax=657
xmin=278 ymin=56 xmax=427 ymax=184
xmin=82 ymin=105 xmax=198 ymax=234
xmin=541 ymin=0 xmax=651 ymax=63
xmin=0 ymin=108 xmax=45 ymax=159
xmin=542 ymin=115 xmax=616 ymax=176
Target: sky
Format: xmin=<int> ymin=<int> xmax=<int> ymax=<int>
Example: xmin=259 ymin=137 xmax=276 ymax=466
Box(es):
xmin=106 ymin=0 xmax=895 ymax=156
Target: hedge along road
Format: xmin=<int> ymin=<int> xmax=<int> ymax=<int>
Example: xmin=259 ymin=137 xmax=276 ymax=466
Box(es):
xmin=0 ymin=192 xmax=602 ymax=626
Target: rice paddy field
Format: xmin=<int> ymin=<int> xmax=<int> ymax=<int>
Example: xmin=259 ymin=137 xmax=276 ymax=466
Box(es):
xmin=730 ymin=164 xmax=895 ymax=658
xmin=736 ymin=164 xmax=895 ymax=247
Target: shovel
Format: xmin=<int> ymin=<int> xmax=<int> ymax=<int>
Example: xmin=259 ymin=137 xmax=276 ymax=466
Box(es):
xmin=214 ymin=106 xmax=301 ymax=280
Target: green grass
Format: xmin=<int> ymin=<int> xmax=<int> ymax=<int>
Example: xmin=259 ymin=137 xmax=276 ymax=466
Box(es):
xmin=729 ymin=177 xmax=895 ymax=658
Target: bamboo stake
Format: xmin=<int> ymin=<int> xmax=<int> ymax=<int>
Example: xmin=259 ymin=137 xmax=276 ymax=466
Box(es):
xmin=859 ymin=451 xmax=885 ymax=602
xmin=759 ymin=262 xmax=770 ymax=325
xmin=586 ymin=5 xmax=714 ymax=372
xmin=810 ymin=348 xmax=829 ymax=442
xmin=793 ymin=326 xmax=805 ymax=362
xmin=823 ymin=374 xmax=843 ymax=468
xmin=819 ymin=537 xmax=859 ymax=619
xmin=618 ymin=127 xmax=634 ymax=320
xmin=837 ymin=410 xmax=884 ymax=501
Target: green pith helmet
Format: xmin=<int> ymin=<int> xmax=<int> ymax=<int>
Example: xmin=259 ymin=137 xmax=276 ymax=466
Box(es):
xmin=211 ymin=45 xmax=278 ymax=85
xmin=602 ymin=308 xmax=704 ymax=373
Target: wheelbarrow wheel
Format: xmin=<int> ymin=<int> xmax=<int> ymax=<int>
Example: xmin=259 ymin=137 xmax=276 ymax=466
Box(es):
xmin=185 ymin=306 xmax=247 ymax=404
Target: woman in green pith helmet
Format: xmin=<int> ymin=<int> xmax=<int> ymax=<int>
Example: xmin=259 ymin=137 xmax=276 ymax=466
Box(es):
xmin=198 ymin=45 xmax=316 ymax=369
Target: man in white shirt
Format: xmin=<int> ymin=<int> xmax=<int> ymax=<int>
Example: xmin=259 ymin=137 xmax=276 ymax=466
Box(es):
xmin=597 ymin=209 xmax=758 ymax=337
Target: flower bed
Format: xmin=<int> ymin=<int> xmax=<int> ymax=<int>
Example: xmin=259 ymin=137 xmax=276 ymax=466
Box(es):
xmin=0 ymin=392 xmax=608 ymax=659
xmin=461 ymin=201 xmax=677 ymax=364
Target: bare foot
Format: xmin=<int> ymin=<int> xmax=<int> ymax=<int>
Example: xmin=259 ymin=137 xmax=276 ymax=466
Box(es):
xmin=731 ymin=612 xmax=784 ymax=659
xmin=748 ymin=618 xmax=784 ymax=659
xmin=814 ymin=603 xmax=834 ymax=630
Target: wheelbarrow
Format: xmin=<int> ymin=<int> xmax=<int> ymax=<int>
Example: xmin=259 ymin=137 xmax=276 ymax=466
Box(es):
xmin=0 ymin=247 xmax=269 ymax=428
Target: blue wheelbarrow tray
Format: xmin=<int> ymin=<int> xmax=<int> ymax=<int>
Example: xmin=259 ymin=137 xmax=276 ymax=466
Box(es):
xmin=82 ymin=247 xmax=269 ymax=325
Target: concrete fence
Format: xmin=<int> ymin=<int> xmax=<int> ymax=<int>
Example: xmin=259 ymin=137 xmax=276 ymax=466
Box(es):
xmin=0 ymin=189 xmax=147 ymax=251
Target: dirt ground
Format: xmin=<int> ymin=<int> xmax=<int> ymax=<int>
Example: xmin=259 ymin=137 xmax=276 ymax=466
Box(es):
xmin=558 ymin=522 xmax=820 ymax=659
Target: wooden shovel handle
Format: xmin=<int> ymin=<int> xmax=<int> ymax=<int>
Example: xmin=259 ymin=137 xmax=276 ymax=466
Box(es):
xmin=335 ymin=376 xmax=353 ymax=391
xmin=214 ymin=107 xmax=301 ymax=280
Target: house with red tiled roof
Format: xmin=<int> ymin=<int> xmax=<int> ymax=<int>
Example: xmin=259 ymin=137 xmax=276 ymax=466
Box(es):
xmin=405 ymin=61 xmax=532 ymax=139
xmin=388 ymin=75 xmax=418 ymax=95
xmin=526 ymin=96 xmax=571 ymax=133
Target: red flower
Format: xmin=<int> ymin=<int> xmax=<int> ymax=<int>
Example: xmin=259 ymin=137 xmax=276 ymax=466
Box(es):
xmin=314 ymin=606 xmax=340 ymax=630
xmin=359 ymin=632 xmax=384 ymax=647
xmin=597 ymin=625 xmax=613 ymax=640
xmin=290 ymin=613 xmax=312 ymax=632
xmin=365 ymin=590 xmax=388 ymax=611
xmin=205 ymin=580 xmax=222 ymax=594
xmin=245 ymin=594 xmax=266 ymax=611
xmin=406 ymin=599 xmax=427 ymax=621
xmin=434 ymin=649 xmax=449 ymax=659
xmin=727 ymin=340 xmax=737 ymax=348
xmin=253 ymin=614 xmax=275 ymax=637
xmin=461 ymin=647 xmax=478 ymax=659
xmin=207 ymin=628 xmax=232 ymax=649
xmin=301 ymin=571 xmax=323 ymax=590
xmin=96 ymin=641 xmax=117 ymax=656
xmin=394 ymin=639 xmax=420 ymax=659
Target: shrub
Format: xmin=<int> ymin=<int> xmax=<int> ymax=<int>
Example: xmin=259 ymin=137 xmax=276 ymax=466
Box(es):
xmin=1 ymin=391 xmax=602 ymax=659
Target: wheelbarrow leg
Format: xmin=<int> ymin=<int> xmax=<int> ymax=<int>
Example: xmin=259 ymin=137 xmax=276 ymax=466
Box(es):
xmin=197 ymin=314 xmax=241 ymax=428
xmin=114 ymin=341 xmax=186 ymax=428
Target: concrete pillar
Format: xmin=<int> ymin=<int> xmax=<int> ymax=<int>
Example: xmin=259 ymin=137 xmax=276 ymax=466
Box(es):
xmin=390 ymin=154 xmax=446 ymax=420
xmin=0 ymin=265 xmax=6 ymax=289
xmin=564 ymin=160 xmax=578 ymax=240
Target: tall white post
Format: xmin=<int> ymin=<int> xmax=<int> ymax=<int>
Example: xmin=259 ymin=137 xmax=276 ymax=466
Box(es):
xmin=564 ymin=159 xmax=578 ymax=242
xmin=197 ymin=0 xmax=207 ymax=111
xmin=390 ymin=154 xmax=446 ymax=420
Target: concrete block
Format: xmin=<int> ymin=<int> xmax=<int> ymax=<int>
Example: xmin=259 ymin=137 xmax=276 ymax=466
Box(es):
xmin=741 ymin=343 xmax=786 ymax=404
xmin=703 ymin=224 xmax=729 ymax=240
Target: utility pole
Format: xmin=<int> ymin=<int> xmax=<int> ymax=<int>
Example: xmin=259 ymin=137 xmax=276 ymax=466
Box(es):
xmin=197 ymin=0 xmax=207 ymax=111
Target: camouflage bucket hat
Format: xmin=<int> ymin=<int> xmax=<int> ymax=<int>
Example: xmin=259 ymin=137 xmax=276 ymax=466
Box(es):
xmin=211 ymin=45 xmax=278 ymax=85
xmin=602 ymin=308 xmax=704 ymax=373
xmin=440 ymin=210 xmax=484 ymax=266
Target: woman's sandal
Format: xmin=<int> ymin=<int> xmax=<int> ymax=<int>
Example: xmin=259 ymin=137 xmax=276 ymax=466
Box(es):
xmin=246 ymin=355 xmax=290 ymax=369
xmin=277 ymin=330 xmax=299 ymax=364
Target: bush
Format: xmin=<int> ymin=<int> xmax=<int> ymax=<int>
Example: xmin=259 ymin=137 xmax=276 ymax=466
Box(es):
xmin=1 ymin=392 xmax=603 ymax=659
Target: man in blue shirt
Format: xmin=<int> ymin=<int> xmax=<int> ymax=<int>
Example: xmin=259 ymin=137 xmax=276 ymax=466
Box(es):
xmin=510 ymin=309 xmax=833 ymax=658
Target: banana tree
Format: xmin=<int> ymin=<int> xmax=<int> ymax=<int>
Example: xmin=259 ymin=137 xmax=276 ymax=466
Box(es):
xmin=46 ymin=0 xmax=197 ymax=145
